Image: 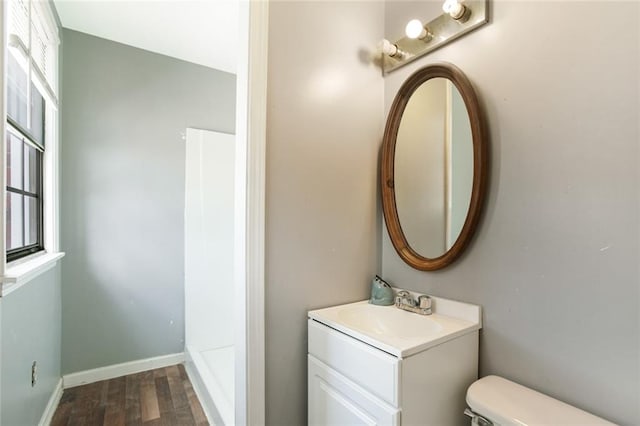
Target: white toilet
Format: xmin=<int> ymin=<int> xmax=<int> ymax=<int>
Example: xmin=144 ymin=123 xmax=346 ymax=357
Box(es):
xmin=465 ymin=375 xmax=616 ymax=426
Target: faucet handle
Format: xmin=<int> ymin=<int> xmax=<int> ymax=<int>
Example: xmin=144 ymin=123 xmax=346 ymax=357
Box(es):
xmin=395 ymin=290 xmax=412 ymax=306
xmin=417 ymin=295 xmax=431 ymax=309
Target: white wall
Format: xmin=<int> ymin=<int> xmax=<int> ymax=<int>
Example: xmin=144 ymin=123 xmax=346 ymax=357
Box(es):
xmin=265 ymin=2 xmax=385 ymax=424
xmin=185 ymin=128 xmax=235 ymax=351
xmin=382 ymin=2 xmax=639 ymax=424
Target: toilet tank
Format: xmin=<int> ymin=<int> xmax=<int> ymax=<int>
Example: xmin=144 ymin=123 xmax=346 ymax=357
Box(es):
xmin=466 ymin=375 xmax=616 ymax=426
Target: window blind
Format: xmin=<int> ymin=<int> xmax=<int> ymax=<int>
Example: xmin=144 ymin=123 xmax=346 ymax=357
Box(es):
xmin=31 ymin=1 xmax=58 ymax=93
xmin=8 ymin=0 xmax=29 ymax=49
xmin=7 ymin=0 xmax=59 ymax=100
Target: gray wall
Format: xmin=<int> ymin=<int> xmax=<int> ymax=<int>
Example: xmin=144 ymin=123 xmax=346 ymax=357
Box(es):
xmin=265 ymin=2 xmax=384 ymax=424
xmin=1 ymin=266 xmax=62 ymax=426
xmin=60 ymin=29 xmax=235 ymax=374
xmin=382 ymin=2 xmax=639 ymax=424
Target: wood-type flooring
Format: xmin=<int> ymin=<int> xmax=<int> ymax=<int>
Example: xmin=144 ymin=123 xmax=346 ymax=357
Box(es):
xmin=51 ymin=364 xmax=209 ymax=426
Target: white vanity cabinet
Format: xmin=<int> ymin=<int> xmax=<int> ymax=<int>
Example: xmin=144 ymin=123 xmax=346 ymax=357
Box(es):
xmin=308 ymin=298 xmax=481 ymax=426
xmin=308 ymin=320 xmax=401 ymax=425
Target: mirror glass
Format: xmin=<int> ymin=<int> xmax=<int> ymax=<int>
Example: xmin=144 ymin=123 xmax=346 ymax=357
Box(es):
xmin=393 ymin=78 xmax=473 ymax=259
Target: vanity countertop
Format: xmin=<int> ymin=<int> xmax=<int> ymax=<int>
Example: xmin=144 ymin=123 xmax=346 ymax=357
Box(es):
xmin=308 ymin=296 xmax=482 ymax=358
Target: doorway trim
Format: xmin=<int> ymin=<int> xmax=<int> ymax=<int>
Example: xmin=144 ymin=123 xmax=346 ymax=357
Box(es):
xmin=235 ymin=1 xmax=268 ymax=425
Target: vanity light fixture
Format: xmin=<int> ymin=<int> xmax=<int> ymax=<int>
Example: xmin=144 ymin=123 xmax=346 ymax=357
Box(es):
xmin=405 ymin=19 xmax=433 ymax=42
xmin=378 ymin=0 xmax=488 ymax=74
xmin=442 ymin=0 xmax=470 ymax=21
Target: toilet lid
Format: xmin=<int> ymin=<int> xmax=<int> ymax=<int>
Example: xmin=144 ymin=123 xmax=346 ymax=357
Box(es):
xmin=466 ymin=376 xmax=616 ymax=426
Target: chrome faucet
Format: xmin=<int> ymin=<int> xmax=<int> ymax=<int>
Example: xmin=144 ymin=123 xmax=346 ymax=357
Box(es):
xmin=395 ymin=290 xmax=432 ymax=315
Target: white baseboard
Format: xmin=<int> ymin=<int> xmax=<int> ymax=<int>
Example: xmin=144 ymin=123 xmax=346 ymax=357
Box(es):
xmin=184 ymin=346 xmax=231 ymax=426
xmin=62 ymin=352 xmax=185 ymax=388
xmin=38 ymin=378 xmax=63 ymax=426
xmin=184 ymin=348 xmax=222 ymax=425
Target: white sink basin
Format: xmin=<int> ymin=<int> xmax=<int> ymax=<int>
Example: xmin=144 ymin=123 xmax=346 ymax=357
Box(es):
xmin=337 ymin=303 xmax=443 ymax=339
xmin=308 ymin=297 xmax=481 ymax=357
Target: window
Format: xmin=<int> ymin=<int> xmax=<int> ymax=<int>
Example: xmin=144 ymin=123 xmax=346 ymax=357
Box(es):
xmin=5 ymin=0 xmax=58 ymax=262
xmin=6 ymin=126 xmax=43 ymax=261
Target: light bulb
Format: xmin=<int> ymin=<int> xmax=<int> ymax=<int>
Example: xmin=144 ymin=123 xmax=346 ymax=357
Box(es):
xmin=442 ymin=0 xmax=466 ymax=20
xmin=405 ymin=19 xmax=427 ymax=39
xmin=378 ymin=39 xmax=400 ymax=58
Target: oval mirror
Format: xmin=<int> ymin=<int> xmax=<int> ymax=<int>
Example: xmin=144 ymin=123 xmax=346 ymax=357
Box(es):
xmin=381 ymin=63 xmax=488 ymax=271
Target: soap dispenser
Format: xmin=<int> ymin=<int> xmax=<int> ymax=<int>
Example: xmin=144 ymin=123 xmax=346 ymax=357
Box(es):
xmin=369 ymin=275 xmax=394 ymax=306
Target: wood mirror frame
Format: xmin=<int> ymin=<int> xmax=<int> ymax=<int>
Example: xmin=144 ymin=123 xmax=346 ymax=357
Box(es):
xmin=381 ymin=63 xmax=488 ymax=271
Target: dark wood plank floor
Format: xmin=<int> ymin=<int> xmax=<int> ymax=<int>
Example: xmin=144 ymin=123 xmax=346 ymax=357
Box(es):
xmin=51 ymin=364 xmax=209 ymax=426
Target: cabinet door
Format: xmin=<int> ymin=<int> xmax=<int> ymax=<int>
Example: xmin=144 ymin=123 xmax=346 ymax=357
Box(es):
xmin=309 ymin=356 xmax=399 ymax=426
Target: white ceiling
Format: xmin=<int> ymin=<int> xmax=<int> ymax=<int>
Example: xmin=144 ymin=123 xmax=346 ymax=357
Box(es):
xmin=53 ymin=0 xmax=239 ymax=74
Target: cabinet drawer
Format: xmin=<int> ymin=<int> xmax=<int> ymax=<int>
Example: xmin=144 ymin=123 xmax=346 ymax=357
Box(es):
xmin=309 ymin=355 xmax=399 ymax=426
xmin=308 ymin=319 xmax=400 ymax=406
